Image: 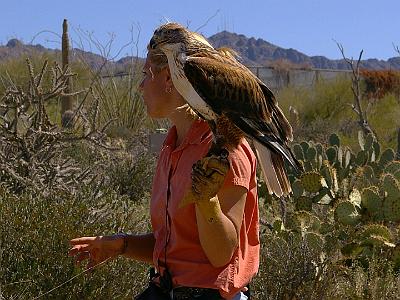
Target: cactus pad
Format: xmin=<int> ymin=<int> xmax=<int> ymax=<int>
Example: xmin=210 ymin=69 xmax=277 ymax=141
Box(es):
xmin=382 ymin=174 xmax=400 ymax=222
xmin=361 ymin=187 xmax=382 ymax=214
xmin=335 ymin=201 xmax=361 ymax=226
xmin=306 ymin=147 xmax=317 ymax=161
xmin=363 ymin=165 xmax=375 ymax=181
xmin=380 ymin=148 xmax=395 ymax=166
xmin=286 ymin=211 xmax=321 ymax=232
xmin=292 ymin=180 xmax=304 ymax=198
xmin=329 ymin=133 xmax=340 ymax=147
xmin=382 ymin=174 xmax=400 ymax=196
xmin=304 ymin=232 xmax=324 ymax=252
xmin=300 ymin=141 xmax=310 ymax=155
xmin=385 ymin=161 xmax=400 ymax=181
xmin=300 ymin=171 xmax=326 ymax=193
xmin=360 ymin=224 xmax=392 ymax=242
xmin=355 ymin=150 xmax=368 ymax=166
xmin=341 ymin=242 xmax=364 ymax=257
xmin=293 ymin=144 xmax=304 ymax=161
xmin=326 ymin=147 xmax=337 ymax=164
xmin=295 ymin=196 xmax=313 ymax=211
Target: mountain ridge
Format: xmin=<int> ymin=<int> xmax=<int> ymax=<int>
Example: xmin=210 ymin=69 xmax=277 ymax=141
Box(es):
xmin=1 ymin=31 xmax=399 ymax=71
xmin=208 ymin=31 xmax=400 ymax=70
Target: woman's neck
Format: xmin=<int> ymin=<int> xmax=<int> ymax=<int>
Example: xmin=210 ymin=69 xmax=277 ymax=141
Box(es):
xmin=168 ymin=109 xmax=195 ymax=147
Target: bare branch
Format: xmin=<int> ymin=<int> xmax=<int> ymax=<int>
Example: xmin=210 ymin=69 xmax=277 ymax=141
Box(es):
xmin=335 ymin=41 xmax=376 ymax=140
xmin=0 ymin=59 xmax=119 ymax=196
xmin=195 ymin=9 xmax=221 ymax=32
xmin=29 ymin=30 xmax=62 ymax=45
xmin=394 ymin=43 xmax=400 ymax=56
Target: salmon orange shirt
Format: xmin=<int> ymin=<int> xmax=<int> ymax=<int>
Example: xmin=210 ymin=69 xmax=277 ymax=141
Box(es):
xmin=150 ymin=120 xmax=260 ymax=299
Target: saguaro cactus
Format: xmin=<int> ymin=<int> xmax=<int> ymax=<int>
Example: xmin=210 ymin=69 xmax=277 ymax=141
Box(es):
xmin=61 ymin=19 xmax=73 ymax=127
xmin=397 ymin=128 xmax=400 ymax=160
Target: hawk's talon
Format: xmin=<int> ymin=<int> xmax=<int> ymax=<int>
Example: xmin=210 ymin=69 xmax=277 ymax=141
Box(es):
xmin=179 ymin=151 xmax=230 ymax=209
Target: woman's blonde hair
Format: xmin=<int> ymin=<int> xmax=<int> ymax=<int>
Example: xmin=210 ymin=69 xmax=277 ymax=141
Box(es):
xmin=146 ymin=45 xmax=199 ymax=120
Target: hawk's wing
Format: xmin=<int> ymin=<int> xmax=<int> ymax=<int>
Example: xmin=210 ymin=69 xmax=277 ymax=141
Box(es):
xmin=183 ymin=55 xmax=292 ymax=145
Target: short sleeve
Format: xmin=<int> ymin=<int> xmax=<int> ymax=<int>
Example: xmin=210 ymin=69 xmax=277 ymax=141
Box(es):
xmin=222 ymin=141 xmax=254 ymax=191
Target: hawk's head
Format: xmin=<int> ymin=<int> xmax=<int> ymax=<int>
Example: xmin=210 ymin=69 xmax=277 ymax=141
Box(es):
xmin=149 ymin=23 xmax=189 ymax=49
xmin=149 ymin=22 xmax=214 ymax=51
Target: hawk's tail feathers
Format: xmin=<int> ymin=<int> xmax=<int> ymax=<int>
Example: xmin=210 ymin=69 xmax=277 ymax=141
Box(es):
xmin=253 ymin=140 xmax=292 ymax=197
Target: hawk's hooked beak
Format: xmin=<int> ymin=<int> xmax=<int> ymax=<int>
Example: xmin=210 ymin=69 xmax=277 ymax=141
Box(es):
xmin=149 ymin=37 xmax=168 ymax=50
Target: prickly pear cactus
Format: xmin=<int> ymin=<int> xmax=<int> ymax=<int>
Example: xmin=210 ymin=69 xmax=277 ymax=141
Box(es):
xmin=382 ymin=174 xmax=400 ymax=222
xmin=285 ymin=211 xmax=321 ymax=233
xmin=361 ymin=187 xmax=382 ymax=219
xmin=358 ymin=224 xmax=394 ymax=247
xmin=276 ymin=132 xmax=400 ymax=268
xmin=299 ymin=171 xmax=326 ymax=193
xmin=335 ymin=200 xmax=361 ymax=226
xmin=295 ymin=196 xmax=313 ymax=211
xmin=385 ymin=161 xmax=400 ymax=181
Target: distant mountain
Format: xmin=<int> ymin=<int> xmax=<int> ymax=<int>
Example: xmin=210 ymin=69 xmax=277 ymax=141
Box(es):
xmin=208 ymin=31 xmax=400 ymax=70
xmin=1 ymin=35 xmax=399 ymax=71
xmin=0 ymin=39 xmax=48 ymax=60
xmin=0 ymin=39 xmax=143 ymax=74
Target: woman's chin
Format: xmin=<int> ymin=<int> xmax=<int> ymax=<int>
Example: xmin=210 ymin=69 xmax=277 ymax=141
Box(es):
xmin=148 ymin=111 xmax=166 ymax=119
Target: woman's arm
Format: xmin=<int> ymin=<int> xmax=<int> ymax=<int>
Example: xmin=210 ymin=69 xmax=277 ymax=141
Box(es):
xmin=122 ymin=233 xmax=155 ymax=264
xmin=195 ymin=185 xmax=247 ymax=268
xmin=69 ymin=233 xmax=155 ymax=268
xmin=187 ymin=156 xmax=247 ymax=267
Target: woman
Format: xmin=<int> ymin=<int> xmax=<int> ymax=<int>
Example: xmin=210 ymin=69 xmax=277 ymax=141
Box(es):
xmin=69 ymin=35 xmax=259 ymax=300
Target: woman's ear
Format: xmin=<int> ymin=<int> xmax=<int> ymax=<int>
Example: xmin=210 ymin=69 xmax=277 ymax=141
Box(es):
xmin=163 ymin=67 xmax=174 ymax=91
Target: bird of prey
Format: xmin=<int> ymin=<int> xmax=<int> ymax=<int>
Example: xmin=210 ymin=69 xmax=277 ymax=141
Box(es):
xmin=149 ymin=23 xmax=302 ymax=197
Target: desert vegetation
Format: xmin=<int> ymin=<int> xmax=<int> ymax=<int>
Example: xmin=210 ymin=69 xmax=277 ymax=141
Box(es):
xmin=0 ymin=37 xmax=400 ymax=300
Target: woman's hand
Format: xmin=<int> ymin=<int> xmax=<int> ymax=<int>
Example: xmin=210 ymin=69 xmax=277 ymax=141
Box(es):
xmin=68 ymin=235 xmax=125 ymax=270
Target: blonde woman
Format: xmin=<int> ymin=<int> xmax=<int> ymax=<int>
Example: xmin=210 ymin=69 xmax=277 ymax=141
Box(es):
xmin=69 ymin=31 xmax=259 ymax=300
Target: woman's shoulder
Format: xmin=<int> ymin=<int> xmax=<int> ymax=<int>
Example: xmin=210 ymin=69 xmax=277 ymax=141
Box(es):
xmin=223 ymin=138 xmax=257 ymax=190
xmin=229 ymin=138 xmax=257 ymax=166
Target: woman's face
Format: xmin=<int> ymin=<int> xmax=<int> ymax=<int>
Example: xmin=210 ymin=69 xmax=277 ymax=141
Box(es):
xmin=139 ymin=57 xmax=175 ymax=119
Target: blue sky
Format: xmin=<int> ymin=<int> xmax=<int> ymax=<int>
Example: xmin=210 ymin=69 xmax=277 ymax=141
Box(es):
xmin=1 ymin=0 xmax=399 ymax=61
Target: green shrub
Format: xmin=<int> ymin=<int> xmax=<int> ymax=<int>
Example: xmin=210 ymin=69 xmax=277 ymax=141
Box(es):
xmin=277 ymin=75 xmax=399 ymax=151
xmin=277 ymin=75 xmax=355 ymax=142
xmin=0 ymin=185 xmax=151 ymax=299
xmin=368 ymin=93 xmax=400 ymax=150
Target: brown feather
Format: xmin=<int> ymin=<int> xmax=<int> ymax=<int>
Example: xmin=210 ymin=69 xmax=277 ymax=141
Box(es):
xmin=215 ymin=114 xmax=244 ymax=150
xmin=183 ymin=56 xmax=272 ymax=123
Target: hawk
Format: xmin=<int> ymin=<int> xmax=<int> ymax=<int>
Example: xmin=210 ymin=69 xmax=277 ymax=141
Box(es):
xmin=149 ymin=23 xmax=302 ymax=197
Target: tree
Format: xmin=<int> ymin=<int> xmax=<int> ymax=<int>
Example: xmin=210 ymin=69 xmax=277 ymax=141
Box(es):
xmin=336 ymin=43 xmax=376 ymax=141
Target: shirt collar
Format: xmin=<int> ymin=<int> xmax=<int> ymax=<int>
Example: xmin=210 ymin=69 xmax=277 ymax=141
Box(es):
xmin=163 ymin=120 xmax=211 ymax=151
xmin=185 ymin=120 xmax=211 ymax=145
